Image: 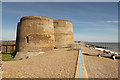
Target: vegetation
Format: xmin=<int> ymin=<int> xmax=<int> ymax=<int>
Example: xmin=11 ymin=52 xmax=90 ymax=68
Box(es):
xmin=2 ymin=54 xmax=15 ymax=61
xmin=54 ymin=47 xmax=57 ymax=49
xmin=19 ymin=58 xmax=23 ymax=60
xmin=2 ymin=52 xmax=14 ymax=54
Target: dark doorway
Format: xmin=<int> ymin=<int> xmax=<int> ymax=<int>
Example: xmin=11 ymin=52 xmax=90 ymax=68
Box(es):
xmin=26 ymin=36 xmax=29 ymax=43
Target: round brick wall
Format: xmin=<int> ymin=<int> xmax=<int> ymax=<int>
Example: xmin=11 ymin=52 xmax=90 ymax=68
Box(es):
xmin=54 ymin=20 xmax=74 ymax=48
xmin=17 ymin=16 xmax=55 ymax=52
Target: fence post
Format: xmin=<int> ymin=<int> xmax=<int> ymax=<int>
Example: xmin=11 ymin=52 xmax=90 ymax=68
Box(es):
xmin=6 ymin=45 xmax=7 ymax=54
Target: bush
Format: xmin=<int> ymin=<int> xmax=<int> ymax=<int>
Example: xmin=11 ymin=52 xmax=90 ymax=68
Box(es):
xmin=19 ymin=58 xmax=23 ymax=60
xmin=54 ymin=47 xmax=57 ymax=49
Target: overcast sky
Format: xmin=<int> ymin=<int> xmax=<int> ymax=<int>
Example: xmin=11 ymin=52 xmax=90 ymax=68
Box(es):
xmin=1 ymin=2 xmax=119 ymax=42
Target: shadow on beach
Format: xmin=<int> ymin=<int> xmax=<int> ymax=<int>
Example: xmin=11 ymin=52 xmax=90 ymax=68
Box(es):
xmin=82 ymin=53 xmax=120 ymax=60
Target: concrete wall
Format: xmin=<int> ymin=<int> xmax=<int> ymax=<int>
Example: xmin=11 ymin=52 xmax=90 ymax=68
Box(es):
xmin=54 ymin=20 xmax=74 ymax=48
xmin=17 ymin=16 xmax=55 ymax=52
xmin=14 ymin=52 xmax=44 ymax=60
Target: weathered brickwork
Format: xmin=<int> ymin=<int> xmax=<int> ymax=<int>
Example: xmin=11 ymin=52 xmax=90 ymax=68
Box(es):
xmin=17 ymin=16 xmax=55 ymax=52
xmin=16 ymin=22 xmax=20 ymax=51
xmin=54 ymin=20 xmax=74 ymax=48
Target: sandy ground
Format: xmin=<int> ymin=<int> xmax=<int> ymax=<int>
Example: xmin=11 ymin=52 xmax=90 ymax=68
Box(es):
xmin=118 ymin=60 xmax=120 ymax=79
xmin=2 ymin=48 xmax=78 ymax=78
xmin=81 ymin=46 xmax=119 ymax=78
xmin=0 ymin=53 xmax=2 ymax=79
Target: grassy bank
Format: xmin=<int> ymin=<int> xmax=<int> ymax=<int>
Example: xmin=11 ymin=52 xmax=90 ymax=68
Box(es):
xmin=2 ymin=54 xmax=15 ymax=61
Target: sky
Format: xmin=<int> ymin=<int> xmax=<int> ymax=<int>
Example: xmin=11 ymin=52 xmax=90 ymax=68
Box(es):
xmin=1 ymin=2 xmax=119 ymax=42
xmin=0 ymin=1 xmax=2 ymax=41
xmin=1 ymin=0 xmax=120 ymax=2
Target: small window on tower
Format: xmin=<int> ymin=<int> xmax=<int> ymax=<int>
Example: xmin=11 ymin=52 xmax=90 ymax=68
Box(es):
xmin=26 ymin=36 xmax=29 ymax=43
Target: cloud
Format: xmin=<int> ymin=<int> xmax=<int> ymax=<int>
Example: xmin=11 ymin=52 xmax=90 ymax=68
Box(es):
xmin=74 ymin=34 xmax=118 ymax=42
xmin=85 ymin=27 xmax=118 ymax=32
xmin=3 ymin=8 xmax=39 ymax=16
xmin=107 ymin=21 xmax=120 ymax=23
xmin=73 ymin=21 xmax=118 ymax=42
xmin=73 ymin=21 xmax=118 ymax=32
xmin=2 ymin=29 xmax=16 ymax=41
xmin=73 ymin=21 xmax=117 ymax=27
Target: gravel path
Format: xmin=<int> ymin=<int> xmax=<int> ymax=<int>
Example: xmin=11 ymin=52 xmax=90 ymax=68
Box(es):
xmin=0 ymin=52 xmax=2 ymax=79
xmin=2 ymin=48 xmax=78 ymax=78
xmin=81 ymin=46 xmax=118 ymax=78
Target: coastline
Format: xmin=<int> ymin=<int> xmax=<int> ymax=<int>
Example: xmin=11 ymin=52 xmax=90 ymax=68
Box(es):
xmin=80 ymin=42 xmax=118 ymax=78
xmin=85 ymin=42 xmax=119 ymax=55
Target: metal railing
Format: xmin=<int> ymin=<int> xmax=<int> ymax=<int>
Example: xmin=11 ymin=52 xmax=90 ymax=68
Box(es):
xmin=68 ymin=44 xmax=81 ymax=50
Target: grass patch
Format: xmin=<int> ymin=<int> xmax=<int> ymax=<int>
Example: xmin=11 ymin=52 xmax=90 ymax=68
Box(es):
xmin=2 ymin=54 xmax=15 ymax=61
xmin=2 ymin=52 xmax=14 ymax=54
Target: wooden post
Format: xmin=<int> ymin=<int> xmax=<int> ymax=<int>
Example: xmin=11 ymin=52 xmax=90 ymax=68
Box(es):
xmin=12 ymin=46 xmax=14 ymax=52
xmin=10 ymin=46 xmax=11 ymax=53
xmin=6 ymin=45 xmax=7 ymax=54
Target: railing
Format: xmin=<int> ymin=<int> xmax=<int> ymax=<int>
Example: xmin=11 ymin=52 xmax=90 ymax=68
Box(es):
xmin=68 ymin=44 xmax=81 ymax=50
xmin=1 ymin=44 xmax=16 ymax=54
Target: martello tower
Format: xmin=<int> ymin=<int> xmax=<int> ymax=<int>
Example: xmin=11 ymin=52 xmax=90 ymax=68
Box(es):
xmin=54 ymin=20 xmax=74 ymax=48
xmin=16 ymin=16 xmax=74 ymax=53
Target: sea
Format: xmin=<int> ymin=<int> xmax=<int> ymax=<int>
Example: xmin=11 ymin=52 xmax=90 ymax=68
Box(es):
xmin=86 ymin=42 xmax=119 ymax=53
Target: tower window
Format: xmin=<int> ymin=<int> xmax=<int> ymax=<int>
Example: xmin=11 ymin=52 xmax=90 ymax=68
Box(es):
xmin=26 ymin=36 xmax=29 ymax=43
